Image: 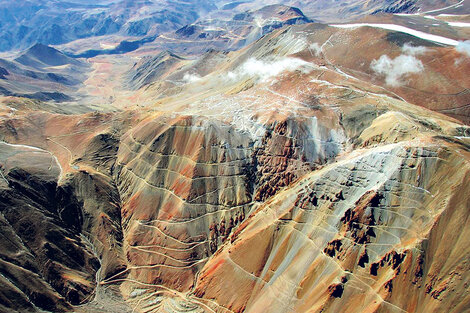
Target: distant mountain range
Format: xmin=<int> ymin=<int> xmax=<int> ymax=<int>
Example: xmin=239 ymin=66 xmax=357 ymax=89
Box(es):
xmin=0 ymin=0 xmax=465 ymax=52
xmin=0 ymin=43 xmax=89 ymax=105
xmin=0 ymin=0 xmax=216 ymax=51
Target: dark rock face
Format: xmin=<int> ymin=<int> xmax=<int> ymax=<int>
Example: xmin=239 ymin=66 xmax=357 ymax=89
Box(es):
xmin=0 ymin=143 xmax=97 ymax=312
xmin=328 ymin=283 xmax=344 ymax=298
xmin=372 ymin=0 xmax=418 ymax=14
xmin=253 ymin=119 xmax=320 ymax=202
xmin=0 ymin=67 xmax=8 ymax=79
xmin=175 ymin=25 xmax=199 ymax=37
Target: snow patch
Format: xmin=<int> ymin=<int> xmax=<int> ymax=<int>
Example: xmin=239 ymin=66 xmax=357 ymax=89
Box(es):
xmin=330 ymin=23 xmax=459 ymax=46
xmin=448 ymin=22 xmax=470 ymax=27
xmin=423 ymin=0 xmax=465 ymax=14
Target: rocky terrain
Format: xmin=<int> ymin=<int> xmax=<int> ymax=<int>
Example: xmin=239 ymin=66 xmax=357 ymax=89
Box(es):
xmin=0 ymin=1 xmax=469 ymax=313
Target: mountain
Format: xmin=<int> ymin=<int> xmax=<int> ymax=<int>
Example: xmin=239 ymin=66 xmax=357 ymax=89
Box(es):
xmin=0 ymin=1 xmax=469 ymax=313
xmin=128 ymin=21 xmax=470 ymax=124
xmin=1 ymin=19 xmax=470 ymax=312
xmin=0 ymin=44 xmax=91 ymax=108
xmin=0 ymin=141 xmax=98 ymax=312
xmin=15 ymin=43 xmax=83 ymax=68
xmin=213 ymin=0 xmax=468 ymax=22
xmin=0 ymin=0 xmax=216 ymax=52
xmin=1 ymin=0 xmax=467 ymax=52
xmin=127 ymin=51 xmax=186 ymax=90
xmin=149 ymin=4 xmax=313 ymax=55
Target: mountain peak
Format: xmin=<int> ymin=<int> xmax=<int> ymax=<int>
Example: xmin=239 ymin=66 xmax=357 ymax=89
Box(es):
xmin=28 ymin=42 xmax=64 ymax=55
xmin=233 ymin=4 xmax=312 ymax=23
xmin=15 ymin=43 xmax=80 ymax=68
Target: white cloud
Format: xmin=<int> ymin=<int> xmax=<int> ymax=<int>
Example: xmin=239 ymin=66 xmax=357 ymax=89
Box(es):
xmin=182 ymin=72 xmax=202 ymax=84
xmin=371 ymin=54 xmax=424 ymax=87
xmin=401 ymin=43 xmax=427 ymax=55
xmin=228 ymin=57 xmax=312 ymax=82
xmin=309 ymin=42 xmax=322 ymax=56
xmin=370 ymin=42 xmax=426 ymax=87
xmin=456 ymin=40 xmax=470 ymax=57
xmin=254 ymin=15 xmax=264 ymax=28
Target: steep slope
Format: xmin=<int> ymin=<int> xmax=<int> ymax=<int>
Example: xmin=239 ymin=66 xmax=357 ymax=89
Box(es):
xmin=0 ymin=111 xmax=137 ymax=312
xmin=193 ymin=140 xmax=470 ymax=313
xmin=126 ymin=51 xmax=187 ymax=90
xmin=106 ymin=25 xmax=470 ymax=309
xmin=0 ymin=142 xmax=97 ymax=312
